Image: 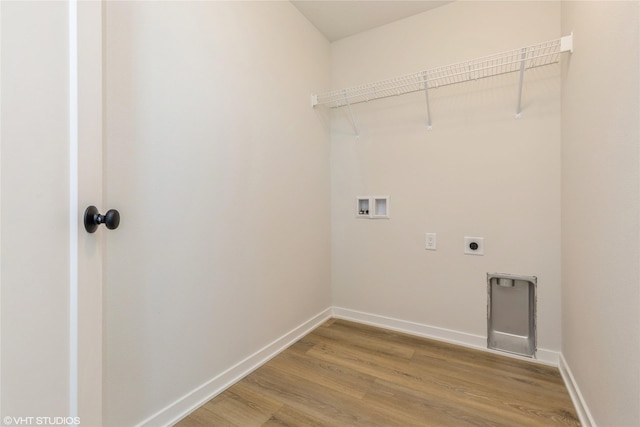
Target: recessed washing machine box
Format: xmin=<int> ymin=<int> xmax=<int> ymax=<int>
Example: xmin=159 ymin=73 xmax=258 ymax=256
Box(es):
xmin=355 ymin=196 xmax=389 ymax=218
xmin=356 ymin=197 xmax=370 ymax=218
xmin=487 ymin=273 xmax=537 ymax=358
xmin=372 ymin=196 xmax=389 ymax=218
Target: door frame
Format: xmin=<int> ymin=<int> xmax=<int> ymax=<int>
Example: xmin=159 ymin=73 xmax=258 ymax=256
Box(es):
xmin=74 ymin=1 xmax=104 ymax=424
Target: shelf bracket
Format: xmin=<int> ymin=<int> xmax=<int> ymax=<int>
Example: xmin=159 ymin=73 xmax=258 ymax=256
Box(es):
xmin=560 ymin=32 xmax=574 ymax=53
xmin=515 ymin=47 xmax=527 ymax=118
xmin=422 ymin=72 xmax=433 ymax=130
xmin=343 ymin=90 xmax=360 ymax=137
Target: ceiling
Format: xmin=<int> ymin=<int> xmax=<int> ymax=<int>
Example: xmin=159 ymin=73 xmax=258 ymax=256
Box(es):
xmin=291 ymin=1 xmax=453 ymax=42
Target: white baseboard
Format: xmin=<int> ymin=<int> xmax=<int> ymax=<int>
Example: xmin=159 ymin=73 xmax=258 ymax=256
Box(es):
xmin=136 ymin=307 xmax=333 ymax=427
xmin=331 ymin=306 xmax=559 ymax=366
xmin=559 ymin=353 xmax=596 ymax=427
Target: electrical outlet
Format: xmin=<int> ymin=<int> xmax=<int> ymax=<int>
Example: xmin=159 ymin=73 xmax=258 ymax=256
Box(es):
xmin=425 ymin=233 xmax=437 ymax=250
xmin=464 ymin=237 xmax=484 ymax=255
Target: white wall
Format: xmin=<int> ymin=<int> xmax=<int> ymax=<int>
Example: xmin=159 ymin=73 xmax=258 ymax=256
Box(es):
xmin=0 ymin=2 xmax=71 ymax=418
xmin=561 ymin=1 xmax=640 ymax=425
xmin=331 ymin=2 xmax=563 ymax=354
xmin=103 ymin=2 xmax=331 ymax=425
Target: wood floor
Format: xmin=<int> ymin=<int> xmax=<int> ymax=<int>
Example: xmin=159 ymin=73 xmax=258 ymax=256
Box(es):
xmin=176 ymin=319 xmax=580 ymax=426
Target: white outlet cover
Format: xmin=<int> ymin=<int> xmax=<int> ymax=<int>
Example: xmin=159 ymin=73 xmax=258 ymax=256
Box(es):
xmin=425 ymin=233 xmax=437 ymax=250
xmin=464 ymin=237 xmax=484 ymax=255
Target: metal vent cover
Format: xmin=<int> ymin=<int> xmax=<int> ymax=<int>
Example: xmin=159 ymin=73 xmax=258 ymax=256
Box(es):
xmin=487 ymin=273 xmax=537 ymax=357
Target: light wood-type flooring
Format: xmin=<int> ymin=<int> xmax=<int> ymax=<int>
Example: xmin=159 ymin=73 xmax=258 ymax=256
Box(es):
xmin=176 ymin=318 xmax=580 ymax=426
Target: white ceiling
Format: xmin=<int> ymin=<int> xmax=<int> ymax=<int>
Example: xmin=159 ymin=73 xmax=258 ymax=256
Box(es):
xmin=291 ymin=1 xmax=453 ymax=42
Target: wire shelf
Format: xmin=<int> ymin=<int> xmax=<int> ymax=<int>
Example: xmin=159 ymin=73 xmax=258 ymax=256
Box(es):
xmin=312 ymin=36 xmax=572 ymax=109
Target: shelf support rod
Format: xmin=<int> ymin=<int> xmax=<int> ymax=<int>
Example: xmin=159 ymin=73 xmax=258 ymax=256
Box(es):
xmin=422 ymin=72 xmax=432 ymax=130
xmin=515 ymin=47 xmax=527 ymax=118
xmin=343 ymin=90 xmax=360 ymax=137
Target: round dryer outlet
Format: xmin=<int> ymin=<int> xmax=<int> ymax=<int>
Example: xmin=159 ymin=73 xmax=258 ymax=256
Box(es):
xmin=464 ymin=237 xmax=484 ymax=255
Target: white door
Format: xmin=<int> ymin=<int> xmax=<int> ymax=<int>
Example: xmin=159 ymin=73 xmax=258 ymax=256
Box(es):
xmin=1 ymin=2 xmax=103 ymax=425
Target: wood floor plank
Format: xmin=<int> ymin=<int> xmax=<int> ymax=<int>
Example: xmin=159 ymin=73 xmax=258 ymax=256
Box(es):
xmin=306 ymin=336 xmax=575 ymax=426
xmin=310 ymin=321 xmax=417 ymax=360
xmin=364 ymin=377 xmax=509 ymax=427
xmin=266 ymin=349 xmax=377 ymax=399
xmin=177 ymin=400 xmax=239 ymax=427
xmin=176 ymin=318 xmax=580 ymax=426
xmin=197 ymin=387 xmax=277 ymax=426
xmin=246 ymin=362 xmax=425 ymax=426
xmin=408 ymin=350 xmax=573 ymax=406
xmin=325 ymin=321 xmax=575 ymax=409
xmin=262 ymin=404 xmax=327 ymax=427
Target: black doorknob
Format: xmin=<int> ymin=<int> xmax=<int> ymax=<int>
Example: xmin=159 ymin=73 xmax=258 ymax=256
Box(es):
xmin=84 ymin=205 xmax=120 ymax=233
